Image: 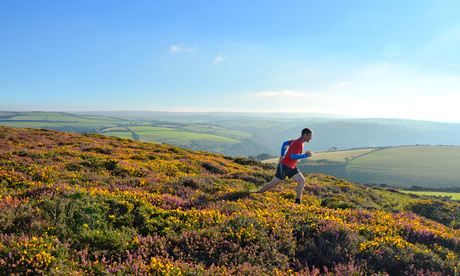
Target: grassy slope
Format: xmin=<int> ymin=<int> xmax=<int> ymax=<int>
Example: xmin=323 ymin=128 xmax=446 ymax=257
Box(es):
xmin=306 ymin=148 xmax=375 ymax=162
xmin=128 ymin=125 xmax=239 ymax=145
xmin=347 ymin=146 xmax=460 ymax=187
xmin=401 ymin=190 xmax=460 ymax=201
xmin=0 ymin=111 xmax=128 ymax=130
xmin=1 ymin=126 xmax=460 ymax=274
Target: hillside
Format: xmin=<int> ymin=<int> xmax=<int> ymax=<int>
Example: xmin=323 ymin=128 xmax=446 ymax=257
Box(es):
xmin=0 ymin=111 xmax=130 ymax=132
xmin=1 ymin=126 xmax=460 ymax=274
xmin=347 ymin=146 xmax=460 ymax=187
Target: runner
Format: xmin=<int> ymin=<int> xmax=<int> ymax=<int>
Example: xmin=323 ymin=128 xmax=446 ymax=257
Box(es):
xmin=257 ymin=128 xmax=313 ymax=204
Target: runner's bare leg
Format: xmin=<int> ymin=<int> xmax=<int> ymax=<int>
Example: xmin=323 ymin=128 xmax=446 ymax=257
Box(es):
xmin=257 ymin=176 xmax=282 ymax=193
xmin=291 ymin=172 xmax=306 ymax=199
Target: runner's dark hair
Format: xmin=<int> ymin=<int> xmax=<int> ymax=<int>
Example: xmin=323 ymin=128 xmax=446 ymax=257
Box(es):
xmin=301 ymin=128 xmax=312 ymax=136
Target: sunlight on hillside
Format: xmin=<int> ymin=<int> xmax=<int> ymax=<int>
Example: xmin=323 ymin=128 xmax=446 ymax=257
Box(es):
xmin=1 ymin=127 xmax=460 ymax=274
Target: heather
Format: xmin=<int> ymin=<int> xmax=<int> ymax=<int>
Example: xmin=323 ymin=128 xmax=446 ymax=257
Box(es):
xmin=1 ymin=126 xmax=460 ymax=275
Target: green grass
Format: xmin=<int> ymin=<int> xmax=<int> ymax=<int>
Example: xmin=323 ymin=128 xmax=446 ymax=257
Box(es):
xmin=0 ymin=122 xmax=120 ymax=129
xmin=0 ymin=122 xmax=68 ymax=128
xmin=400 ymin=190 xmax=460 ymax=200
xmin=102 ymin=131 xmax=135 ymax=140
xmin=0 ymin=112 xmax=128 ymax=130
xmin=4 ymin=112 xmax=120 ymax=122
xmin=347 ymin=146 xmax=460 ymax=187
xmin=129 ymin=126 xmax=239 ymax=145
xmin=306 ymin=148 xmax=375 ymax=162
xmin=99 ymin=125 xmax=244 ymax=147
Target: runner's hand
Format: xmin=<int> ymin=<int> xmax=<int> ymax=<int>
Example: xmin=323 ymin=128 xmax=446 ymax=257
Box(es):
xmin=305 ymin=150 xmax=313 ymax=157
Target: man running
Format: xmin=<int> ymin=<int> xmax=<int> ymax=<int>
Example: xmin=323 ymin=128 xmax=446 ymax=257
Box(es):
xmin=257 ymin=128 xmax=313 ymax=204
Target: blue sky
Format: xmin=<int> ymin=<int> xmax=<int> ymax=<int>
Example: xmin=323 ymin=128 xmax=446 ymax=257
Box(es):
xmin=1 ymin=0 xmax=460 ymax=121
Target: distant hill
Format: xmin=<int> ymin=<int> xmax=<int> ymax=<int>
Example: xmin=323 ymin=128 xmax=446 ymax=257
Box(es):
xmin=273 ymin=118 xmax=460 ymax=152
xmin=3 ymin=111 xmax=460 ymax=157
xmin=0 ymin=111 xmax=271 ymax=156
xmin=1 ymin=126 xmax=460 ymax=274
xmin=84 ymin=112 xmax=460 ymax=152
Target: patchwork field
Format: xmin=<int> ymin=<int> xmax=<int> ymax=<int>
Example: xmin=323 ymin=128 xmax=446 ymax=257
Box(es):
xmin=0 ymin=112 xmax=262 ymax=156
xmin=128 ymin=126 xmax=239 ymax=144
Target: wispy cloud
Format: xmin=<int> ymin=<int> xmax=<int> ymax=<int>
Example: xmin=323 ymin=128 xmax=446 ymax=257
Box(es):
xmin=239 ymin=62 xmax=460 ymax=121
xmin=383 ymin=43 xmax=402 ymax=59
xmin=252 ymin=90 xmax=307 ymax=98
xmin=169 ymin=44 xmax=195 ymax=53
xmin=331 ymin=81 xmax=351 ymax=88
xmin=419 ymin=26 xmax=460 ymax=58
xmin=213 ymin=54 xmax=226 ymax=64
xmin=445 ymin=63 xmax=460 ymax=68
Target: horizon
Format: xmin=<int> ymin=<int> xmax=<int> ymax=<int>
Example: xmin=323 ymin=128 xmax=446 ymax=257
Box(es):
xmin=2 ymin=1 xmax=460 ymax=122
xmin=2 ymin=109 xmax=460 ymax=124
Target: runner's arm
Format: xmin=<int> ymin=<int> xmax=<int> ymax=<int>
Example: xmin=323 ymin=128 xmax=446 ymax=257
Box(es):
xmin=280 ymin=140 xmax=291 ymax=156
xmin=290 ymin=151 xmax=312 ymax=160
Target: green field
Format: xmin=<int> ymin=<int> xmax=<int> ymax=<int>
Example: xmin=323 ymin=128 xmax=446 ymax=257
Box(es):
xmin=128 ymin=125 xmax=239 ymax=145
xmin=0 ymin=112 xmax=262 ymax=156
xmin=0 ymin=112 xmax=129 ymax=130
xmin=346 ymin=146 xmax=460 ymax=187
xmin=82 ymin=124 xmax=241 ymax=146
xmin=102 ymin=131 xmax=136 ymax=140
xmin=306 ymin=148 xmax=375 ymax=162
xmin=0 ymin=112 xmax=244 ymax=145
xmin=401 ymin=190 xmax=460 ymax=200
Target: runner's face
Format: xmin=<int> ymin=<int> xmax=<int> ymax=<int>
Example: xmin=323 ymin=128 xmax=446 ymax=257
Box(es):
xmin=304 ymin=133 xmax=312 ymax=142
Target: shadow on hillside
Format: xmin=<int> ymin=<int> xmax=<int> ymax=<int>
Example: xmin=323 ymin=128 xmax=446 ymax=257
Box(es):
xmin=188 ymin=190 xmax=253 ymax=209
xmin=217 ymin=190 xmax=251 ymax=201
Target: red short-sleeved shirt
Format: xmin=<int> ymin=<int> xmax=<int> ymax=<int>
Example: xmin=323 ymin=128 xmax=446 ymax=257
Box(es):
xmin=281 ymin=138 xmax=304 ymax=169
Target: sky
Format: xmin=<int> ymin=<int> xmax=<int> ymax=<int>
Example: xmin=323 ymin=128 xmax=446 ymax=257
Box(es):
xmin=1 ymin=0 xmax=460 ymax=122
